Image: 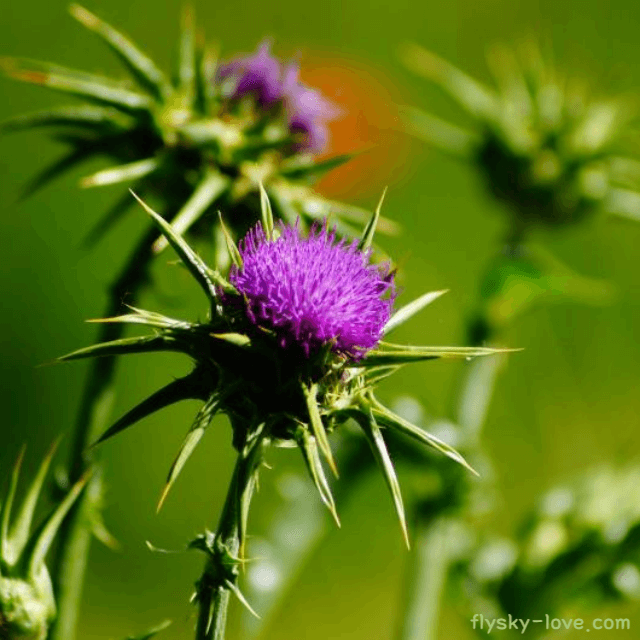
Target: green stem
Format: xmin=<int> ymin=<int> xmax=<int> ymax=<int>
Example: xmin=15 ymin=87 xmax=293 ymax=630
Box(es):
xmin=50 ymin=227 xmax=157 ymax=640
xmin=395 ymin=517 xmax=452 ymax=640
xmin=195 ymin=436 xmax=264 ymax=640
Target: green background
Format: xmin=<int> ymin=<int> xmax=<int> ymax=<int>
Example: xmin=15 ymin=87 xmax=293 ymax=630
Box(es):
xmin=1 ymin=0 xmax=640 ymax=638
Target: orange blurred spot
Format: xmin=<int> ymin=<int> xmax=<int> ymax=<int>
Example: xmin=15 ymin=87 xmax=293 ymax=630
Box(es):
xmin=298 ymin=52 xmax=417 ymax=201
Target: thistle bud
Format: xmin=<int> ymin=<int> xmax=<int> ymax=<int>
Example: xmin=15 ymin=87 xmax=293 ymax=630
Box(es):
xmin=0 ymin=447 xmax=88 ymax=640
xmin=402 ymin=42 xmax=640 ymax=232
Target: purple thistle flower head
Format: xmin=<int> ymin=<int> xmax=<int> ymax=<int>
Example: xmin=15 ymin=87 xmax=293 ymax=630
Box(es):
xmin=281 ymin=63 xmax=343 ymax=152
xmin=218 ymin=39 xmax=341 ymax=152
xmin=218 ymin=39 xmax=284 ymax=106
xmin=228 ymin=221 xmax=395 ymax=360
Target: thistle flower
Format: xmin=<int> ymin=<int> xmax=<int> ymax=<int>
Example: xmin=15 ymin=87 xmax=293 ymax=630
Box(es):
xmin=0 ymin=446 xmax=88 ymax=640
xmin=228 ymin=220 xmax=395 ymax=358
xmin=401 ymin=42 xmax=640 ymax=231
xmin=218 ymin=39 xmax=340 ymax=153
xmin=61 ymin=193 xmax=508 ymax=549
xmin=1 ymin=5 xmax=392 ymax=256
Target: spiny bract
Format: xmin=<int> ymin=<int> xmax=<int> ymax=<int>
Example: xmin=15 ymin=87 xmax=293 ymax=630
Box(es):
xmin=0 ymin=447 xmax=87 ymax=640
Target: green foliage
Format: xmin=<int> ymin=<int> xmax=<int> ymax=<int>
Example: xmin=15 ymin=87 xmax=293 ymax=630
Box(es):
xmin=468 ymin=243 xmax=614 ymax=343
xmin=450 ymin=464 xmax=640 ymax=635
xmin=402 ymin=41 xmax=640 ymax=230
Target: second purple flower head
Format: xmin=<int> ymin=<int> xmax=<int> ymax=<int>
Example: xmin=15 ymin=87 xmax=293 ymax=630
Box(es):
xmin=219 ymin=39 xmax=342 ymax=152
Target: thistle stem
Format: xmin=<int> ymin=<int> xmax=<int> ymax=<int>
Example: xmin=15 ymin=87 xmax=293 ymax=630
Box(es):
xmin=195 ymin=438 xmax=263 ymax=640
xmin=50 ymin=227 xmax=157 ymax=640
xmin=395 ymin=517 xmax=452 ymax=640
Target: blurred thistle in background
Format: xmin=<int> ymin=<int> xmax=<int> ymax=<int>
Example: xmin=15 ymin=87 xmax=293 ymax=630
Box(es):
xmin=1 ymin=4 xmax=393 ymax=258
xmin=388 ymin=38 xmax=640 ymax=640
xmin=218 ymin=39 xmax=342 ymax=153
xmin=401 ymin=41 xmax=640 ymax=234
xmin=399 ymin=40 xmax=635 ymax=343
xmin=449 ymin=463 xmax=640 ymax=637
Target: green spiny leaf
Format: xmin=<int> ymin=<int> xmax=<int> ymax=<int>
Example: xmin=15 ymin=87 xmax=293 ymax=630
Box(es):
xmin=0 ymin=445 xmax=25 ymax=563
xmin=301 ymin=382 xmax=337 ymax=477
xmin=236 ymin=428 xmax=265 ymax=557
xmin=371 ymin=399 xmax=477 ymax=475
xmin=0 ymin=105 xmax=132 ymax=133
xmin=355 ymin=407 xmax=409 ymax=547
xmin=357 ymin=344 xmax=517 ymax=367
xmin=80 ymin=157 xmax=159 ymax=188
xmin=217 ymin=211 xmax=243 ymax=268
xmin=358 ymin=187 xmax=387 ymax=252
xmin=399 ymin=42 xmax=497 ymax=119
xmin=485 ymin=43 xmax=533 ymax=117
xmin=400 ymin=105 xmax=478 ymax=157
xmin=158 ymin=393 xmax=221 ymax=511
xmin=383 ymin=289 xmax=449 ymax=335
xmin=69 ymin=4 xmax=170 ymax=102
xmin=279 ymin=152 xmax=354 ymax=181
xmin=25 ymin=471 xmax=90 ymax=577
xmin=363 ymin=365 xmax=401 ymax=386
xmin=209 ymin=333 xmax=252 ymax=347
xmin=131 ymin=191 xmax=225 ymax=300
xmin=224 ymin=579 xmax=260 ymax=619
xmin=7 ymin=440 xmax=59 ymax=563
xmin=355 ymin=350 xmax=439 ymax=367
xmin=153 ymin=171 xmax=229 ymax=253
xmin=59 ymin=333 xmax=182 ymax=362
xmin=296 ymin=427 xmax=340 ymax=526
xmin=259 ymin=182 xmax=275 ymax=241
xmin=0 ymin=57 xmax=153 ymax=113
xmin=124 ymin=619 xmax=172 ymax=640
xmin=87 ymin=306 xmax=192 ymax=331
xmin=94 ymin=374 xmax=203 ymax=446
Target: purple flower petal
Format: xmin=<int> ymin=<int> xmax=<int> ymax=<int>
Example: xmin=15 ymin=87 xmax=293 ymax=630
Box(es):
xmin=219 ymin=39 xmax=283 ymax=106
xmin=228 ymin=221 xmax=395 ymax=359
xmin=286 ymin=86 xmax=342 ymax=151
